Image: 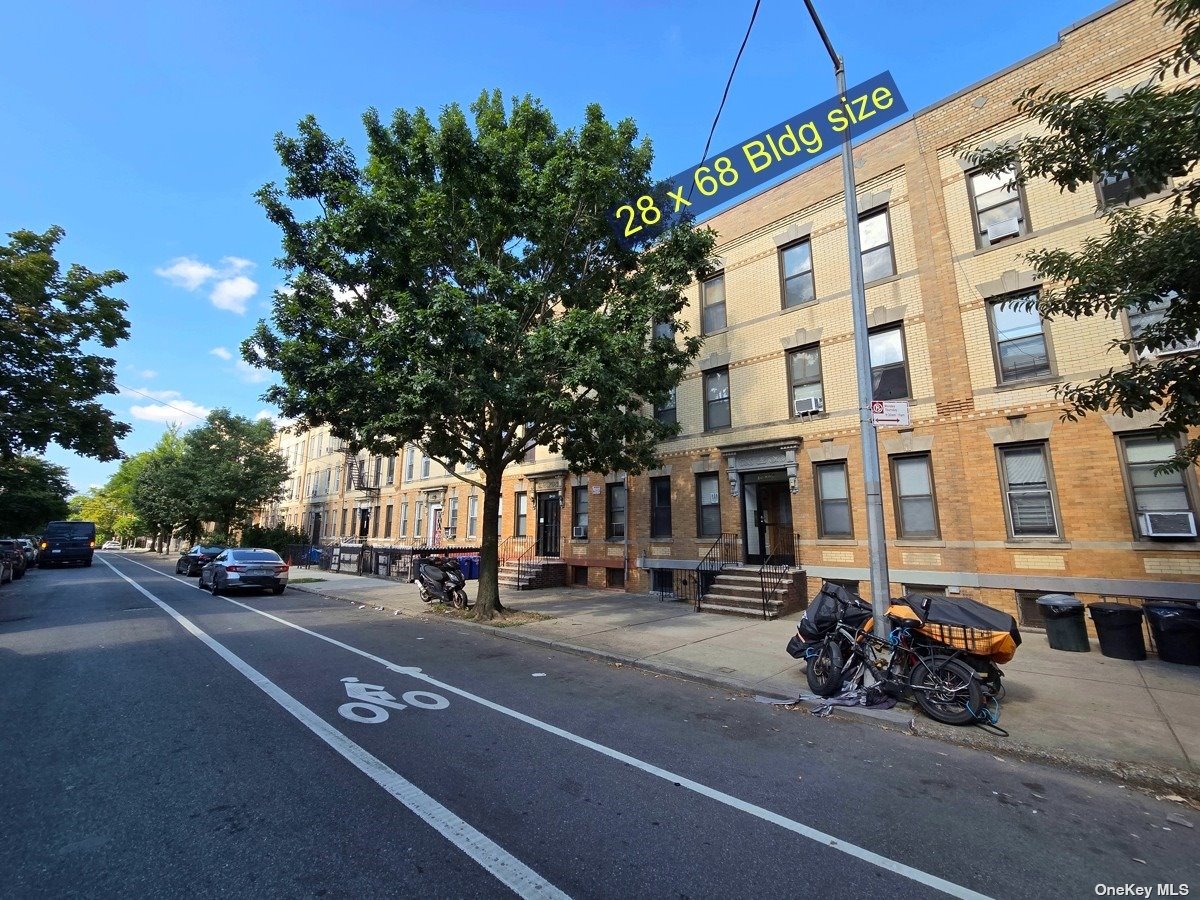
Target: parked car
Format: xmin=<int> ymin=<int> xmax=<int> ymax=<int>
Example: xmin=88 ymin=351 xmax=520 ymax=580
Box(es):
xmin=176 ymin=544 xmax=225 ymax=576
xmin=38 ymin=521 xmax=96 ymax=568
xmin=198 ymin=548 xmax=289 ymax=595
xmin=17 ymin=539 xmax=38 ymax=567
xmin=101 ymin=540 xmax=122 ymax=551
xmin=0 ymin=540 xmax=27 ymax=579
xmin=0 ymin=554 xmax=11 ymax=585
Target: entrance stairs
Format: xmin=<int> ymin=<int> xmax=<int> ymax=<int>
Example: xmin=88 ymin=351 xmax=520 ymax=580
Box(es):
xmin=498 ymin=557 xmax=567 ymax=591
xmin=698 ymin=567 xmax=807 ymax=619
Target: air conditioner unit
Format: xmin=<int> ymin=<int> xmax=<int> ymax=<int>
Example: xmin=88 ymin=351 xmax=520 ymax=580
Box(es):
xmin=572 ymin=526 xmax=588 ymax=539
xmin=986 ymin=217 xmax=1021 ymax=243
xmin=793 ymin=396 xmax=824 ymax=417
xmin=1140 ymin=511 xmax=1197 ymax=538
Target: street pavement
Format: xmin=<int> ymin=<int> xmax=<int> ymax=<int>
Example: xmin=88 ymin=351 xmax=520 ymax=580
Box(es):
xmin=278 ymin=562 xmax=1200 ymax=792
xmin=2 ymin=552 xmax=1198 ymax=899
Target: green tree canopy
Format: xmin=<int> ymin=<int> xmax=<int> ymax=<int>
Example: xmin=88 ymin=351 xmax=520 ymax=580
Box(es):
xmin=244 ymin=91 xmax=714 ymax=618
xmin=0 ymin=226 xmax=131 ymax=462
xmin=180 ymin=409 xmax=289 ymax=537
xmin=967 ymin=0 xmax=1200 ymax=469
xmin=0 ymin=456 xmax=72 ymax=535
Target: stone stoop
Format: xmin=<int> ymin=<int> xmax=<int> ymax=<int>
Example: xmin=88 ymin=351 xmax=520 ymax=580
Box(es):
xmin=498 ymin=558 xmax=568 ymax=591
xmin=698 ymin=567 xmax=807 ymax=619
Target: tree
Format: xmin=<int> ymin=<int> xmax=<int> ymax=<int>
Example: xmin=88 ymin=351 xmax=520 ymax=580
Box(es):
xmin=244 ymin=92 xmax=714 ymax=619
xmin=0 ymin=456 xmax=71 ymax=534
xmin=181 ymin=409 xmax=289 ymax=538
xmin=0 ymin=226 xmax=131 ymax=462
xmin=967 ymin=0 xmax=1200 ymax=470
xmin=131 ymin=451 xmax=191 ymax=552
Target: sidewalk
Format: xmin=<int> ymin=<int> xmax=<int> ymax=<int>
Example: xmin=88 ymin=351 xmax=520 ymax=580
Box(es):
xmin=283 ymin=568 xmax=1200 ymax=794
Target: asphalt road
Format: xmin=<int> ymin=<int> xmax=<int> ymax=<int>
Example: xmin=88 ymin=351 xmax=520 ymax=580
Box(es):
xmin=1 ymin=553 xmax=1197 ymax=899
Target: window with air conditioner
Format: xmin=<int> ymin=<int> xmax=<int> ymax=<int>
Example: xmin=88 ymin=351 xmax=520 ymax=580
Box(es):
xmin=572 ymin=485 xmax=589 ymax=540
xmin=968 ymin=165 xmax=1027 ymax=248
xmin=1120 ymin=433 xmax=1198 ymax=539
xmin=788 ymin=346 xmax=824 ymax=418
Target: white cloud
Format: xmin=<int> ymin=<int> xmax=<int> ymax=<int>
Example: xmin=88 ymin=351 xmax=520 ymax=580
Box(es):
xmin=155 ymin=257 xmax=218 ymax=290
xmin=130 ymin=399 xmax=211 ymax=423
xmin=210 ymin=275 xmax=258 ymax=314
xmin=155 ymin=254 xmax=259 ymax=314
xmin=138 ymin=369 xmax=158 ymax=379
xmin=236 ymin=359 xmax=269 ymax=384
xmin=209 ymin=346 xmax=233 ymax=361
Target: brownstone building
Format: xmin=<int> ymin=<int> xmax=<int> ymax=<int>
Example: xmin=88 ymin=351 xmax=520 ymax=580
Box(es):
xmin=262 ymin=0 xmax=1199 ymax=626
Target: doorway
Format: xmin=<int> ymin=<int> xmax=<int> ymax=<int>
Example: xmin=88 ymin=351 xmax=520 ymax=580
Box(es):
xmin=536 ymin=492 xmax=561 ymax=557
xmin=742 ymin=474 xmax=794 ymax=564
xmin=429 ymin=505 xmax=443 ymax=546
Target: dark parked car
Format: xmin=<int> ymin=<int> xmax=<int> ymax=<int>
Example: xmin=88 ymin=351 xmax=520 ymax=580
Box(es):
xmin=175 ymin=545 xmax=226 ymax=577
xmin=38 ymin=521 xmax=96 ymax=567
xmin=0 ymin=540 xmax=28 ymax=579
xmin=198 ymin=548 xmax=289 ymax=596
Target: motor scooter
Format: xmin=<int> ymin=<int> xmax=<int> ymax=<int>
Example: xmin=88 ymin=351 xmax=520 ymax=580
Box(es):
xmin=411 ymin=556 xmax=471 ymax=609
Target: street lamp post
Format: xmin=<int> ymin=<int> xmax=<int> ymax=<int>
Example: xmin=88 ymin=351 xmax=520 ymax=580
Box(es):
xmin=803 ymin=0 xmax=892 ymax=637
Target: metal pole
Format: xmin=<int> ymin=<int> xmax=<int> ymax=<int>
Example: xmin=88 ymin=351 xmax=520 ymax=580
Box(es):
xmin=803 ymin=0 xmax=892 ymax=637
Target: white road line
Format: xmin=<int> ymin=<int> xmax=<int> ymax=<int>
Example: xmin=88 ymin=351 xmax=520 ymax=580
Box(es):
xmin=98 ymin=556 xmax=568 ymax=900
xmin=117 ymin=556 xmax=992 ymax=900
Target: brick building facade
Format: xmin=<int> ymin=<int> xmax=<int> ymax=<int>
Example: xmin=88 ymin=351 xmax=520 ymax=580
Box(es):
xmin=260 ymin=0 xmax=1200 ymax=626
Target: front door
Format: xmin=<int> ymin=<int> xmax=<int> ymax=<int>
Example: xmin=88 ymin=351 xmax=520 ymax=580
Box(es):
xmin=430 ymin=505 xmax=443 ymax=546
xmin=537 ymin=493 xmax=561 ymax=557
xmin=757 ymin=482 xmax=794 ymax=565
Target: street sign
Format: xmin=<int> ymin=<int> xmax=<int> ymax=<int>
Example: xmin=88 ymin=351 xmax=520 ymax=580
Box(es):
xmin=870 ymin=400 xmax=910 ymax=428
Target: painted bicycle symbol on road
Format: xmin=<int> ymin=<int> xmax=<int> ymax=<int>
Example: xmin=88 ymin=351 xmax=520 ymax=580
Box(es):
xmin=338 ymin=676 xmax=449 ymax=724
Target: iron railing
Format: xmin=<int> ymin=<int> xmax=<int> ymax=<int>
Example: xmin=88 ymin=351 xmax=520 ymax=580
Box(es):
xmin=515 ymin=540 xmax=537 ymax=587
xmin=758 ymin=531 xmax=799 ymax=619
xmin=694 ymin=532 xmax=738 ymax=611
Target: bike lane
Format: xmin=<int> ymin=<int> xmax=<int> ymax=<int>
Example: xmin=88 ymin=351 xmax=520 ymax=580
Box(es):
xmin=107 ymin=556 xmax=1200 ymax=900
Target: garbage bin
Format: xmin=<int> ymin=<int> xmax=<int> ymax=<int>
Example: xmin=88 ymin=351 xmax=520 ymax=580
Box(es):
xmin=1087 ymin=603 xmax=1147 ymax=661
xmin=465 ymin=556 xmax=480 ymax=580
xmin=1144 ymin=601 xmax=1200 ymax=666
xmin=1037 ymin=594 xmax=1090 ymax=652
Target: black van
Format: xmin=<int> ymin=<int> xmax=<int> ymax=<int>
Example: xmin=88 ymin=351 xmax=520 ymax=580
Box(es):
xmin=38 ymin=521 xmax=97 ymax=568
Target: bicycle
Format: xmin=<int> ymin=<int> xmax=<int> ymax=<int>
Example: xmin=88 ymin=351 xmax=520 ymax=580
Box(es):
xmin=805 ymin=594 xmax=986 ymax=726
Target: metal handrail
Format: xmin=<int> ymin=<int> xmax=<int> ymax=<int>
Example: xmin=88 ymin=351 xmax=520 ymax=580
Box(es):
xmin=694 ymin=532 xmax=737 ymax=611
xmin=515 ymin=540 xmax=537 ymax=587
xmin=758 ymin=531 xmax=797 ymax=619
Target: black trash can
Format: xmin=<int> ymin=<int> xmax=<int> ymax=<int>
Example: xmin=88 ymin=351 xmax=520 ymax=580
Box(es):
xmin=1087 ymin=603 xmax=1147 ymax=661
xmin=1144 ymin=601 xmax=1200 ymax=666
xmin=1037 ymin=594 xmax=1090 ymax=652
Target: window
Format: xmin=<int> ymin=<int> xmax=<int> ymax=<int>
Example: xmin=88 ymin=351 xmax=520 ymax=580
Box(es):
xmin=858 ymin=208 xmax=895 ymax=282
xmin=467 ymin=495 xmax=478 ymax=538
xmin=650 ymin=476 xmax=672 ymax=537
xmin=1128 ymin=293 xmax=1199 ymax=357
xmin=701 ymin=273 xmax=726 ymax=334
xmin=815 ymin=461 xmax=852 ymax=537
xmin=371 ymin=505 xmax=380 ymax=538
xmin=654 ymin=320 xmax=674 ymax=341
xmin=405 ymin=450 xmax=415 ymax=481
xmin=606 ymin=483 xmax=626 ymax=539
xmin=1015 ymin=589 xmax=1062 ymax=628
xmin=384 ymin=504 xmax=393 ymax=538
xmin=780 ymin=240 xmax=815 ymax=308
xmin=696 ymin=474 xmax=721 ymax=537
xmin=999 ymin=443 xmax=1060 ymax=538
xmin=989 ymin=292 xmax=1051 ymax=383
xmin=421 ymin=454 xmax=431 ymax=478
xmin=968 ymin=166 xmax=1027 ymax=246
xmin=447 ymin=497 xmax=459 ymax=538
xmin=386 ymin=456 xmax=395 ymax=485
xmin=521 ymin=423 xmax=536 ymax=464
xmin=340 ymin=508 xmax=348 ymax=536
xmin=373 ymin=456 xmax=383 ymax=487
xmin=322 ymin=468 xmax=331 ymax=494
xmin=515 ymin=492 xmax=528 ymax=537
xmin=573 ymin=565 xmax=589 ymax=586
xmin=903 ymin=584 xmax=947 ymax=598
xmin=788 ymin=346 xmax=823 ymax=416
xmin=572 ymin=485 xmax=589 ymax=539
xmin=704 ymin=368 xmax=731 ymax=430
xmin=868 ymin=326 xmax=909 ymax=401
xmin=606 ymin=567 xmax=626 ymax=588
xmin=891 ymin=454 xmax=939 ymax=539
xmin=1096 ymin=146 xmax=1167 ymax=206
xmin=654 ymin=387 xmax=677 ymax=425
xmin=1120 ymin=433 xmax=1196 ymax=538
xmin=414 ymin=502 xmax=424 ymax=538
xmin=399 ymin=502 xmax=409 ymax=537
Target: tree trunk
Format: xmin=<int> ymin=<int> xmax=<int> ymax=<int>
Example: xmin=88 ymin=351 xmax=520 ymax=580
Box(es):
xmin=472 ymin=469 xmax=506 ymax=620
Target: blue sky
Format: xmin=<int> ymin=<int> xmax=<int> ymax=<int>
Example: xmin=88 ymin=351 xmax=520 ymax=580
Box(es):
xmin=1 ymin=0 xmax=1105 ymax=494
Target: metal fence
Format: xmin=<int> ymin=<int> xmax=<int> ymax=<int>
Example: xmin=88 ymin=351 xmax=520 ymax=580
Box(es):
xmin=284 ymin=542 xmax=483 ymax=582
